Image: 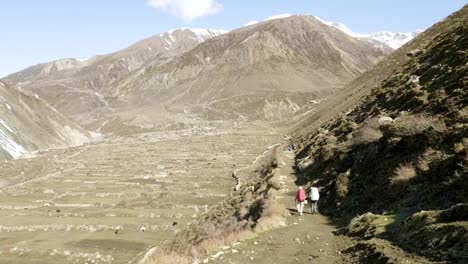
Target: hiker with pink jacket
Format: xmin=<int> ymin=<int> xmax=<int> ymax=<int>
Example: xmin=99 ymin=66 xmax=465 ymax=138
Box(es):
xmin=295 ymin=186 xmax=306 ymax=216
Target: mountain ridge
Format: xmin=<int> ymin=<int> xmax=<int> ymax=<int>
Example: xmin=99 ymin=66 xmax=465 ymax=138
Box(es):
xmin=4 ymin=16 xmax=387 ymax=135
xmin=103 ymin=15 xmax=387 ymax=130
xmin=4 ymin=28 xmax=226 ymax=120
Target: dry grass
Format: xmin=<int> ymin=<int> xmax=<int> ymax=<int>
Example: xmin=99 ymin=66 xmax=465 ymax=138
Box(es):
xmin=196 ymin=229 xmax=254 ymax=254
xmin=416 ymin=148 xmax=440 ymax=172
xmin=150 ymin=252 xmax=192 ymax=264
xmin=416 ymin=157 xmax=431 ymax=172
xmin=254 ymin=199 xmax=287 ymax=232
xmin=352 ymin=118 xmax=383 ymax=144
xmin=335 ymin=172 xmax=350 ymax=203
xmin=268 ymin=176 xmax=283 ymax=190
xmin=387 ymin=114 xmax=447 ymax=137
xmin=151 ymin=146 xmax=286 ymax=263
xmin=391 ymin=164 xmax=417 ymax=185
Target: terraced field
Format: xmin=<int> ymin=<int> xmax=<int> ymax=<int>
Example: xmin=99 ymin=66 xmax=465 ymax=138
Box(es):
xmin=0 ymin=124 xmax=281 ymax=264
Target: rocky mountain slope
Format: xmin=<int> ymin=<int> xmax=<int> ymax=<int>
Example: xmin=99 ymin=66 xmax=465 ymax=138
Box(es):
xmin=4 ymin=29 xmax=225 ymax=119
xmin=4 ymin=17 xmax=387 ymax=134
xmin=292 ymin=5 xmax=467 ymax=262
xmin=95 ymin=15 xmax=387 ymax=131
xmin=0 ymin=80 xmax=91 ymax=160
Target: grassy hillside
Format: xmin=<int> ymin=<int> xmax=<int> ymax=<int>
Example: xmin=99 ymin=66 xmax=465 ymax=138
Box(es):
xmin=292 ymin=5 xmax=467 ymax=262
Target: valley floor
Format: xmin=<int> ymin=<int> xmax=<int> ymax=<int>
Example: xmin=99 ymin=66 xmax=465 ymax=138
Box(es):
xmin=0 ymin=123 xmax=281 ymax=264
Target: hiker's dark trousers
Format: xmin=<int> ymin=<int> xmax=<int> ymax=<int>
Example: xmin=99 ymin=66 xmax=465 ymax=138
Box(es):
xmin=310 ymin=200 xmax=318 ymax=214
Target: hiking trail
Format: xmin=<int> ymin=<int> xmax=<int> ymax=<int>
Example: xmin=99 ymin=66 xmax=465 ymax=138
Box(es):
xmin=211 ymin=146 xmax=350 ymax=264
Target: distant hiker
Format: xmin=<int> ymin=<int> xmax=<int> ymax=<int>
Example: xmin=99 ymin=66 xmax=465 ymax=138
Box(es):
xmin=295 ymin=186 xmax=306 ymax=216
xmin=309 ymin=186 xmax=320 ymax=214
xmin=288 ymin=145 xmax=293 ymax=151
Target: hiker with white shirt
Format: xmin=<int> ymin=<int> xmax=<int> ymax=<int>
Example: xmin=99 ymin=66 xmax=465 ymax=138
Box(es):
xmin=309 ymin=186 xmax=320 ymax=214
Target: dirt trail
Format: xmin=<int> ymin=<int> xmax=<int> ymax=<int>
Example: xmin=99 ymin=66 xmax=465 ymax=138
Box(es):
xmin=211 ymin=147 xmax=350 ymax=264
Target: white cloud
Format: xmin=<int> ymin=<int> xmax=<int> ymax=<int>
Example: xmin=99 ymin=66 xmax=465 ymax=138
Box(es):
xmin=264 ymin=14 xmax=292 ymax=21
xmin=148 ymin=0 xmax=223 ymax=22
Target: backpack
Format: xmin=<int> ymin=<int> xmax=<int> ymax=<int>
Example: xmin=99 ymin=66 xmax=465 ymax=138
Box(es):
xmin=297 ymin=189 xmax=306 ymax=202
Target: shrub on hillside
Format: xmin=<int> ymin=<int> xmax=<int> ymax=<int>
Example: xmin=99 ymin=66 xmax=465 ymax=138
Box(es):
xmin=397 ymin=204 xmax=468 ymax=261
xmin=391 ymin=164 xmax=417 ymax=185
xmin=382 ymin=114 xmax=446 ymax=137
xmin=351 ymin=118 xmax=383 ymax=145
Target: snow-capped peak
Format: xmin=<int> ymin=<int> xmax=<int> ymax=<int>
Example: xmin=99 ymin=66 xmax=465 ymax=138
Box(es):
xmin=368 ymin=30 xmax=423 ymax=49
xmin=265 ymin=14 xmax=292 ymax=21
xmin=160 ymin=28 xmax=226 ymax=39
xmin=158 ymin=28 xmax=227 ymax=48
xmin=76 ymin=57 xmax=90 ymax=62
xmin=313 ymin=16 xmax=367 ymax=38
xmin=187 ymin=28 xmax=228 ymax=41
xmin=314 ymin=16 xmax=422 ymax=50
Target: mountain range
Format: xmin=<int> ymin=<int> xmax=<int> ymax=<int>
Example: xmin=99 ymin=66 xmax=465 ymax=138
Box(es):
xmin=0 ymin=13 xmax=425 ymax=159
xmin=0 ymin=4 xmax=467 ymax=264
xmin=4 ymin=15 xmax=388 ymax=136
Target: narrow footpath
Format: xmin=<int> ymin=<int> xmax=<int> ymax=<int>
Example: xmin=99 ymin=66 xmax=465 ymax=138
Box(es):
xmin=211 ymin=146 xmax=350 ymax=264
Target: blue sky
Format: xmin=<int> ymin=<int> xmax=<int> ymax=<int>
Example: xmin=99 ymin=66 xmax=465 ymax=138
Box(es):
xmin=1 ymin=0 xmax=466 ymax=77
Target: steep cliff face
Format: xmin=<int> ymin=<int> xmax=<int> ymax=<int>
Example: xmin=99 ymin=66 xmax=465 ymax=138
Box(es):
xmin=0 ymin=81 xmax=91 ymax=160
